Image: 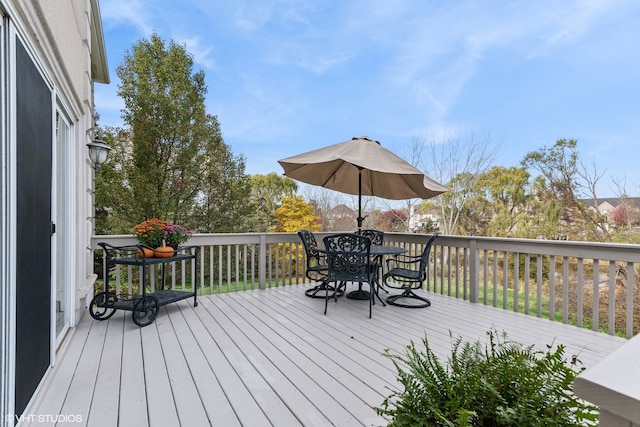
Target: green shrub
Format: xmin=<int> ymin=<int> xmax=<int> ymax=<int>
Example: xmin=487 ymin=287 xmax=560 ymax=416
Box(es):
xmin=376 ymin=329 xmax=597 ymax=426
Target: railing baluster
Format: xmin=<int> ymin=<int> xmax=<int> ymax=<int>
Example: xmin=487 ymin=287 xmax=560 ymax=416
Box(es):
xmin=627 ymin=262 xmax=634 ymax=338
xmin=536 ymin=256 xmax=543 ymax=318
xmin=562 ymin=256 xmax=569 ymax=324
xmin=502 ymin=251 xmax=508 ymax=310
xmin=593 ymin=260 xmax=599 ymax=332
xmin=609 ymin=261 xmax=616 ymax=335
xmin=492 ymin=250 xmax=500 ymax=307
xmin=549 ymin=255 xmax=556 ymax=321
xmin=513 ymin=252 xmax=520 ymax=313
xmin=577 ymin=258 xmax=584 ymax=328
xmin=482 ymin=249 xmax=488 ymax=304
xmin=524 ymin=253 xmax=530 ymax=314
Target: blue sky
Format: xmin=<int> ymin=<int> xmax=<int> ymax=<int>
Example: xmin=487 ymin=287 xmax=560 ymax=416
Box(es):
xmin=95 ymin=0 xmax=640 ymax=198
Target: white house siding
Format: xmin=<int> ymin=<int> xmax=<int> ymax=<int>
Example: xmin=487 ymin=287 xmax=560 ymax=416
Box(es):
xmin=0 ymin=0 xmax=108 ymax=422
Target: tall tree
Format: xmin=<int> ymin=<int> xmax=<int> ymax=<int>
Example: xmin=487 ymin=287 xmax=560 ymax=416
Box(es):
xmin=100 ymin=34 xmax=251 ymax=232
xmin=476 ymin=166 xmax=531 ymax=237
xmin=521 ymin=139 xmax=609 ymax=241
xmin=93 ymin=126 xmax=135 ymax=234
xmin=249 ymin=173 xmax=298 ymax=231
xmin=421 ymin=129 xmax=499 ymax=235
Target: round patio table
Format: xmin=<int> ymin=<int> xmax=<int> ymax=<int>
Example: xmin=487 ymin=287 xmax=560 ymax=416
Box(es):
xmin=316 ymin=244 xmax=406 ymax=300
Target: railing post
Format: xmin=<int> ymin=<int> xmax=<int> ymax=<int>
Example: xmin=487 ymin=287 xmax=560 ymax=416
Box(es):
xmin=259 ymin=233 xmax=267 ymax=289
xmin=469 ymin=237 xmax=479 ymax=303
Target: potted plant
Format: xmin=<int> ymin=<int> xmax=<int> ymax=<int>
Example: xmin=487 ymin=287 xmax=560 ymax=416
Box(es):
xmin=163 ymin=223 xmax=192 ymax=248
xmin=133 ymin=219 xmax=192 ymax=258
xmin=376 ymin=329 xmax=597 ymax=426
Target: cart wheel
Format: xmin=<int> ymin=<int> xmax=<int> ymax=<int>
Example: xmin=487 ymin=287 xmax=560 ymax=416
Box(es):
xmin=132 ymin=296 xmax=159 ymax=327
xmin=89 ymin=292 xmax=117 ymax=320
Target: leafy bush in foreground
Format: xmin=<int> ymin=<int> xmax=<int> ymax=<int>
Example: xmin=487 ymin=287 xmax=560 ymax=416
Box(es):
xmin=377 ymin=329 xmax=597 ymax=426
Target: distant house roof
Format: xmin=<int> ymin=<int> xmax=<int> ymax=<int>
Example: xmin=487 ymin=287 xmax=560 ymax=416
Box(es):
xmin=580 ymin=197 xmax=640 ymax=209
xmin=327 ymin=204 xmax=355 ymax=217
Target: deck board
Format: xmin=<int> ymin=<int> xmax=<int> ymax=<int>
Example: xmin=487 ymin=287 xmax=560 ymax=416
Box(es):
xmin=87 ymin=315 xmax=124 ymax=427
xmin=141 ymin=313 xmax=182 ymax=427
xmin=24 ymin=284 xmax=626 ymax=427
xmin=118 ymin=321 xmax=149 ymax=427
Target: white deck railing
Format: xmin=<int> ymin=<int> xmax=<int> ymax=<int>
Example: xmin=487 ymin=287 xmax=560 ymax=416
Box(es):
xmin=91 ymin=232 xmax=640 ymax=426
xmin=91 ymin=232 xmax=640 ymax=338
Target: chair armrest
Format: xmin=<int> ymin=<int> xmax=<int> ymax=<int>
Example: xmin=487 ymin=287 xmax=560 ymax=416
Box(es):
xmin=385 ymin=254 xmax=421 ymax=269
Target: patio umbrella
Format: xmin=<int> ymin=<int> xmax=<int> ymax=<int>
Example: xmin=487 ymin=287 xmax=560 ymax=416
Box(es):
xmin=278 ymin=136 xmax=448 ymax=228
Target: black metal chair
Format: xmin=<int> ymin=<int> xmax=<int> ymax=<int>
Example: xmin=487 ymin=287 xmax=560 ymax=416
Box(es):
xmin=323 ymin=233 xmax=376 ymax=318
xmin=358 ymin=229 xmax=386 ymax=301
xmin=359 ymin=229 xmax=384 ymax=245
xmin=382 ymin=233 xmax=439 ymax=308
xmin=298 ymin=229 xmax=344 ymax=298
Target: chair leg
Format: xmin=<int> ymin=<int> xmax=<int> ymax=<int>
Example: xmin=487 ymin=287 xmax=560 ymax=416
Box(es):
xmin=386 ymin=288 xmax=431 ymax=308
xmin=324 ymin=281 xmax=347 ymax=315
xmin=324 ymin=282 xmax=329 ymax=315
xmin=368 ymin=282 xmax=373 ymax=318
xmin=372 ymin=271 xmax=386 ymax=307
xmin=306 ymin=281 xmax=344 ymax=299
xmin=376 ymin=258 xmax=388 ymax=294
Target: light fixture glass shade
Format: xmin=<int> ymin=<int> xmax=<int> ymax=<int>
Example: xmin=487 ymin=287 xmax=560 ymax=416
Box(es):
xmin=86 ymin=139 xmax=112 ymax=169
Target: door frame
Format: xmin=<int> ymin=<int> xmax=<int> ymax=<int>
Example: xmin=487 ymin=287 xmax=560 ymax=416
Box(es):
xmin=0 ymin=7 xmax=16 ymax=422
xmin=4 ymin=17 xmax=57 ymax=420
xmin=53 ymin=98 xmax=76 ymax=350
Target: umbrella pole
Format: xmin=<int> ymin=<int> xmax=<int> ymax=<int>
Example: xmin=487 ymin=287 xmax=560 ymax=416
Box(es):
xmin=357 ymin=167 xmax=364 ymax=229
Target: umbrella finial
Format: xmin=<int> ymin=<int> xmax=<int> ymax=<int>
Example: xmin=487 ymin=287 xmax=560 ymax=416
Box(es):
xmin=354 ymin=136 xmax=380 ymax=145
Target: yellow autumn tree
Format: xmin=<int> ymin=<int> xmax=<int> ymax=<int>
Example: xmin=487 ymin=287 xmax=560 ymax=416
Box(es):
xmin=275 ymin=196 xmax=320 ymax=232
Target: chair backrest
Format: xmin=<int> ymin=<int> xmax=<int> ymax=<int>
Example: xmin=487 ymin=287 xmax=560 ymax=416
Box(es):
xmin=323 ymin=233 xmax=371 ymax=283
xmin=298 ymin=229 xmax=322 ymax=267
xmin=359 ymin=229 xmax=384 ymax=246
xmin=418 ymin=232 xmax=439 ymax=278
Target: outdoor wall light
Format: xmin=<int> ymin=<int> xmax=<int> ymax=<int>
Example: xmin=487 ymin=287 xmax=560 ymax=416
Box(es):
xmin=86 ymin=127 xmax=111 ymax=169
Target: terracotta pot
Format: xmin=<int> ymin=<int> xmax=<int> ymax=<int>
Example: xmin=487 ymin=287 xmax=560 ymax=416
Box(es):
xmin=154 ymin=246 xmax=175 ymax=258
xmin=137 ymin=247 xmax=155 ymax=258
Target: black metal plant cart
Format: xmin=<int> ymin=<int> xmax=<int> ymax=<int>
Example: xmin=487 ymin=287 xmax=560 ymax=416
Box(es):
xmin=89 ymin=242 xmax=200 ymax=327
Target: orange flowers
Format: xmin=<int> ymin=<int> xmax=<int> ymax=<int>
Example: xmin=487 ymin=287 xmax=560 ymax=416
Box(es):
xmin=133 ymin=218 xmax=171 ymax=248
xmin=133 ymin=218 xmax=193 ymax=248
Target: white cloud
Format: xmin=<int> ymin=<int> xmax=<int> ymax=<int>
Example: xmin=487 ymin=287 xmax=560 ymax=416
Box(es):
xmin=97 ymin=0 xmax=640 ymax=192
xmin=100 ymin=0 xmax=153 ymax=34
xmin=176 ymin=36 xmax=217 ymax=71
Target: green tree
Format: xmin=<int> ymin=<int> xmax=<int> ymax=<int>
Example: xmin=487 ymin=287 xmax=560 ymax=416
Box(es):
xmin=93 ymin=126 xmax=135 ymax=234
xmin=522 ymin=139 xmax=609 ymax=241
xmin=249 ymin=173 xmax=298 ymax=231
xmin=438 ymin=172 xmax=490 ymax=235
xmin=193 ymin=146 xmax=254 ymax=233
xmin=97 ymin=34 xmax=251 ymax=233
xmin=476 ymin=166 xmax=530 ymax=237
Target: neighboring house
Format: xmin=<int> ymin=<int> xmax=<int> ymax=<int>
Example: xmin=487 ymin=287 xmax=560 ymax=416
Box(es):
xmin=324 ymin=204 xmax=357 ymax=230
xmin=0 ymin=0 xmax=109 ymax=421
xmin=582 ymin=197 xmax=640 ymax=228
xmin=409 ymin=204 xmax=441 ymax=232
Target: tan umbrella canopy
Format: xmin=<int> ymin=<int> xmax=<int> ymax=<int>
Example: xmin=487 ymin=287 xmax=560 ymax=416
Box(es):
xmin=278 ymin=136 xmax=448 ymax=228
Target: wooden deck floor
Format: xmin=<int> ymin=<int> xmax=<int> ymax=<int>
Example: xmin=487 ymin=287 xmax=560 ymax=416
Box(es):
xmin=26 ymin=285 xmax=626 ymax=427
